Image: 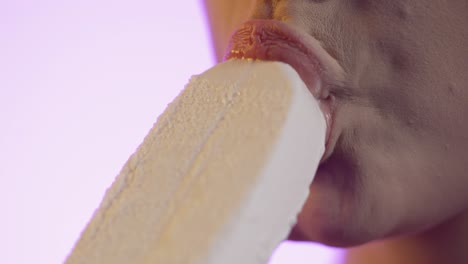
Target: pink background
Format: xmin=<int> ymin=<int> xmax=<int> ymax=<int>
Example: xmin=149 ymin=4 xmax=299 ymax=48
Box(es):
xmin=1 ymin=1 xmax=343 ymax=263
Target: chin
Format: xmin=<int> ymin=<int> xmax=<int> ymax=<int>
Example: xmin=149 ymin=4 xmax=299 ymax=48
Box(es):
xmin=289 ymin=197 xmax=380 ymax=247
xmin=288 ymin=152 xmax=392 ymax=247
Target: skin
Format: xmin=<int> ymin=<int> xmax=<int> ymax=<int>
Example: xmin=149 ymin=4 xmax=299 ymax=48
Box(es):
xmin=204 ymin=1 xmax=468 ymax=263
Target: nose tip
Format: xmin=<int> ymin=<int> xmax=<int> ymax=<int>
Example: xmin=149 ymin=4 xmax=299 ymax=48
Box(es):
xmin=250 ymin=0 xmax=297 ymax=22
xmin=204 ymin=0 xmax=257 ymax=62
xmin=250 ymin=0 xmax=274 ymax=20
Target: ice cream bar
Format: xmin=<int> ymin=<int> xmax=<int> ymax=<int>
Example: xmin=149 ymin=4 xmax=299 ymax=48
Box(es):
xmin=66 ymin=60 xmax=326 ymax=264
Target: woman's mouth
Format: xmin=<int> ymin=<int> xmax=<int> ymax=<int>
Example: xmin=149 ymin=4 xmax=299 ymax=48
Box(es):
xmin=224 ymin=19 xmax=344 ymax=163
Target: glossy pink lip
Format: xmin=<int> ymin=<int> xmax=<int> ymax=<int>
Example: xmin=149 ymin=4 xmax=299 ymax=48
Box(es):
xmin=224 ymin=19 xmax=342 ymax=163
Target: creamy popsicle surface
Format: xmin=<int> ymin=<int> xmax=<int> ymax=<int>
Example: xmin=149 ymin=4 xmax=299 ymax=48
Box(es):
xmin=66 ymin=60 xmax=326 ymax=264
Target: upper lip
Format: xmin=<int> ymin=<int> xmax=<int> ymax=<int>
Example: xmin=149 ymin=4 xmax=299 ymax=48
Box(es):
xmin=224 ymin=19 xmax=344 ymax=163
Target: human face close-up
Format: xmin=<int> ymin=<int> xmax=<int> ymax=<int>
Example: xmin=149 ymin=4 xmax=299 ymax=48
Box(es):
xmin=205 ymin=0 xmax=468 ymax=247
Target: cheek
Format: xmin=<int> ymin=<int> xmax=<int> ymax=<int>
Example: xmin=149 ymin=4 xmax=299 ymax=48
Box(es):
xmin=296 ymin=101 xmax=426 ymax=245
xmin=324 ymin=95 xmax=468 ymax=241
xmin=288 ymin=0 xmax=468 ymax=246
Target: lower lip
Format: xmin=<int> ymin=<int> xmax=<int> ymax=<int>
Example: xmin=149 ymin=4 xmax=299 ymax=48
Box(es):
xmin=224 ymin=19 xmax=335 ymax=158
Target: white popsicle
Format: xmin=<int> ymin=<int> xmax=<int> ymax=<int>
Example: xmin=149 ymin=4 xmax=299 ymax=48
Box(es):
xmin=66 ymin=60 xmax=326 ymax=264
